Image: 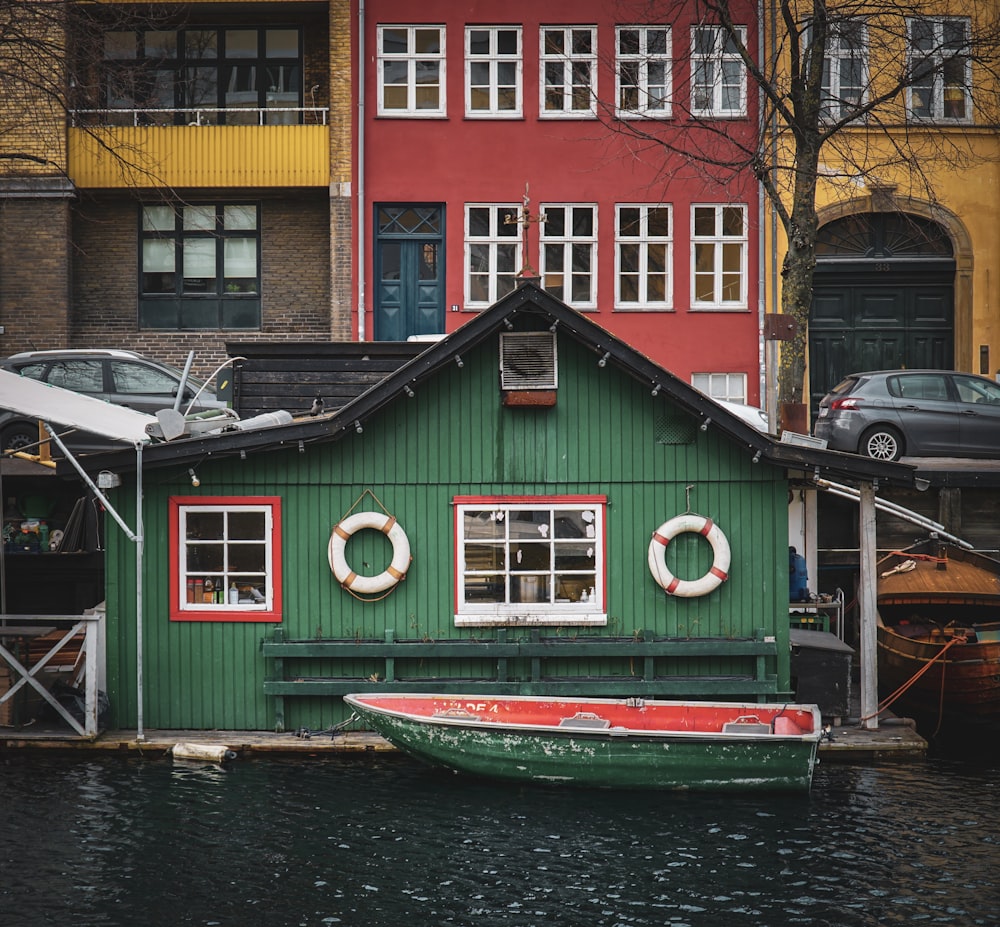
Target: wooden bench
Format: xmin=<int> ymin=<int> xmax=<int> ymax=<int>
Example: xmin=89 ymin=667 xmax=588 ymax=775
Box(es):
xmin=262 ymin=628 xmax=783 ymax=732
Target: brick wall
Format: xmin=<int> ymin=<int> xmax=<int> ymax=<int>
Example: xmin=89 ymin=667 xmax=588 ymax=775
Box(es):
xmin=70 ymin=191 xmax=333 ymax=377
xmin=0 ymin=197 xmax=72 ymax=355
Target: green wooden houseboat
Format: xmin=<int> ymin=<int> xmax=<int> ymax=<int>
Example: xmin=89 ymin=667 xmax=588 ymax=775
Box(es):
xmin=86 ymin=283 xmax=914 ymax=733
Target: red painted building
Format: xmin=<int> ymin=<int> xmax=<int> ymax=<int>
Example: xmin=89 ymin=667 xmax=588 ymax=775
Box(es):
xmin=354 ymin=0 xmax=762 ymax=404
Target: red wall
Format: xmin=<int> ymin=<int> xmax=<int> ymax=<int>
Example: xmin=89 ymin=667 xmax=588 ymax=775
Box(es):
xmin=356 ymin=1 xmax=762 ymax=401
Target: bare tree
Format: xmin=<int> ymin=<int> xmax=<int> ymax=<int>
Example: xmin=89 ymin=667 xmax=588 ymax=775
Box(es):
xmin=604 ymin=0 xmax=1000 ymax=411
xmin=0 ymin=1 xmax=176 ymax=186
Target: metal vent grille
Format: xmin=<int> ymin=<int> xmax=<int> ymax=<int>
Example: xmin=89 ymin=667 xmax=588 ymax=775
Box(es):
xmin=500 ymin=332 xmax=558 ymax=390
xmin=655 ymin=407 xmax=696 ymax=445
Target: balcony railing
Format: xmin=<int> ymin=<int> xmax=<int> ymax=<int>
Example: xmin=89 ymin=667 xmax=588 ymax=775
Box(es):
xmin=71 ymin=106 xmax=330 ymax=127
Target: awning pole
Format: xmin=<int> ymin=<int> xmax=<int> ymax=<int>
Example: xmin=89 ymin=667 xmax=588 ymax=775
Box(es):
xmin=135 ymin=442 xmax=144 ymax=742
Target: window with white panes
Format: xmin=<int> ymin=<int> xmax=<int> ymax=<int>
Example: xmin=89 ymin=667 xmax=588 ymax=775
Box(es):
xmin=818 ymin=18 xmax=868 ymax=121
xmin=540 ymin=26 xmax=597 ymax=117
xmin=466 ymin=204 xmax=521 ymax=306
xmin=466 ymin=26 xmax=521 ymax=117
xmin=377 ymin=25 xmax=446 ymax=116
xmin=455 ymin=497 xmax=606 ymax=627
xmin=692 ymin=372 xmax=747 ymax=404
xmin=907 ymin=18 xmax=971 ymax=122
xmin=616 ymin=205 xmax=672 ymax=309
xmin=541 ymin=205 xmax=597 ymax=308
xmin=692 ymin=205 xmax=747 ymax=308
xmin=691 ymin=25 xmax=746 ymax=117
xmin=616 ymin=26 xmax=671 ymax=117
xmin=169 ymin=496 xmax=282 ymax=622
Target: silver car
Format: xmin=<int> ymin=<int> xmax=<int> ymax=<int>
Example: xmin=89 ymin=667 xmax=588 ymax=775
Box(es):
xmin=814 ymin=369 xmax=1000 ymax=461
xmin=0 ymin=349 xmax=224 ymax=452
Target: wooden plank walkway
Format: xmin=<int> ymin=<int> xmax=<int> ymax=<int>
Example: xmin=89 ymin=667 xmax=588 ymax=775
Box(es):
xmin=0 ymin=720 xmax=926 ymax=762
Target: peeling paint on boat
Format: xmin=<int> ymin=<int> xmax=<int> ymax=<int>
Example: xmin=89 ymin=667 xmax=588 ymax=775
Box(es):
xmin=344 ymin=694 xmax=821 ymax=792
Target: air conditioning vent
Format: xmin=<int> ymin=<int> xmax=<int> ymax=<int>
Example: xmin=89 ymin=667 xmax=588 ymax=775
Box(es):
xmin=500 ymin=332 xmax=558 ymax=390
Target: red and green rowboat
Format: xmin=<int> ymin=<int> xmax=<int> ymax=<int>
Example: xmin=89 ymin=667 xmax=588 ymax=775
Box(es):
xmin=343 ymin=694 xmax=822 ymax=792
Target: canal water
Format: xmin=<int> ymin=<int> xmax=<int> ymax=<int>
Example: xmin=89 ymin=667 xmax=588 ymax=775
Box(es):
xmin=2 ymin=750 xmax=997 ymax=927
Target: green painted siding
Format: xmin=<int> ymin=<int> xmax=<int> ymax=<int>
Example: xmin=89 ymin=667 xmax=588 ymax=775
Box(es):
xmin=105 ymin=333 xmax=789 ymax=730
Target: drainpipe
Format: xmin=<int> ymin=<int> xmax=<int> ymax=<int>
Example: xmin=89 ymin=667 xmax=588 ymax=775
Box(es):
xmin=357 ymin=0 xmax=366 ymax=341
xmin=757 ymin=0 xmax=766 ymax=414
xmin=135 ymin=442 xmax=144 ymax=742
xmin=765 ymin=0 xmax=780 ymax=432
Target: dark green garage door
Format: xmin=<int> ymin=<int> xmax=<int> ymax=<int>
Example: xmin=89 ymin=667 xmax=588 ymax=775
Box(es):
xmin=809 ymin=213 xmax=955 ymax=412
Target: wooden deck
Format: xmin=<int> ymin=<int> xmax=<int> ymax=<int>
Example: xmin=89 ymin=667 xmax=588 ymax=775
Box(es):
xmin=0 ymin=719 xmax=927 ymax=762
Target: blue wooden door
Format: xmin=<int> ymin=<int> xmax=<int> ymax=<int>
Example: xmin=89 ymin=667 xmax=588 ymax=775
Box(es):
xmin=375 ymin=206 xmax=444 ymax=341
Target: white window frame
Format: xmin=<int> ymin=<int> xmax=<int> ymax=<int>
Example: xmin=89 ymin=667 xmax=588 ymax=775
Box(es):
xmin=615 ymin=26 xmax=672 ymax=118
xmin=906 ymin=17 xmax=971 ymax=124
xmin=170 ymin=496 xmax=281 ymax=622
xmin=465 ymin=26 xmax=522 ymax=117
xmin=465 ymin=203 xmax=521 ymax=307
xmin=818 ymin=18 xmax=868 ymax=121
xmin=692 ymin=372 xmax=748 ymax=404
xmin=615 ymin=204 xmax=672 ymax=309
xmin=539 ymin=26 xmax=597 ymax=118
xmin=454 ymin=496 xmax=607 ymax=627
xmin=540 ymin=203 xmax=597 ymax=309
xmin=377 ymin=24 xmax=446 ymax=117
xmin=691 ymin=204 xmax=748 ymax=309
xmin=691 ymin=25 xmax=747 ymax=117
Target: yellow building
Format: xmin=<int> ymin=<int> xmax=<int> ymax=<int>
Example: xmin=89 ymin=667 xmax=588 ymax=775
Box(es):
xmin=762 ymin=2 xmax=1000 ymax=416
xmin=0 ymin=0 xmax=353 ymax=376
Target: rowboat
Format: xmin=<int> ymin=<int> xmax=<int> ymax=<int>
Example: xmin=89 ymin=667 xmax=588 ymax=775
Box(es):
xmin=877 ymin=541 xmax=1000 ymax=734
xmin=343 ymin=693 xmax=822 ymax=792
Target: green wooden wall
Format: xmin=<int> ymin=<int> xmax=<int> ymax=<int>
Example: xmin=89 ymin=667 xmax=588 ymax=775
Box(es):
xmin=104 ymin=333 xmax=790 ymax=730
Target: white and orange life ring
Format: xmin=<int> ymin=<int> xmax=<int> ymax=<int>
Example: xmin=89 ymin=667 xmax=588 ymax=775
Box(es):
xmin=648 ymin=514 xmax=730 ymax=597
xmin=328 ymin=511 xmax=411 ymax=594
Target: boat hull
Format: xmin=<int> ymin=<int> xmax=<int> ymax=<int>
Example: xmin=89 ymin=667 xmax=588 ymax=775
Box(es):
xmin=344 ymin=694 xmax=821 ymax=792
xmin=877 ymin=543 xmax=1000 ymax=734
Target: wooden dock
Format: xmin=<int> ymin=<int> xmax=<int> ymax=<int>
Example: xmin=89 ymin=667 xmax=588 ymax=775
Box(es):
xmin=0 ymin=718 xmax=927 ymax=762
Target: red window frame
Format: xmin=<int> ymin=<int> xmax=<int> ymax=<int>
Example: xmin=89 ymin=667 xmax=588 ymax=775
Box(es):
xmin=168 ymin=495 xmax=283 ymax=622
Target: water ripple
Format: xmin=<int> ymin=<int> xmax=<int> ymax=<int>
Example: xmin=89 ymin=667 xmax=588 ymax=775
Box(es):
xmin=1 ymin=753 xmax=998 ymax=926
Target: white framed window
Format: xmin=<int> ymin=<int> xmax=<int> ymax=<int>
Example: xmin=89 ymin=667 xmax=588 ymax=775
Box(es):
xmin=692 ymin=204 xmax=747 ymax=308
xmin=691 ymin=25 xmax=746 ymax=117
xmin=466 ymin=204 xmax=521 ymax=306
xmin=907 ymin=17 xmax=971 ymax=122
xmin=377 ymin=25 xmax=446 ymax=116
xmin=466 ymin=26 xmax=521 ymax=117
xmin=616 ymin=26 xmax=671 ymax=117
xmin=540 ymin=26 xmax=597 ymax=117
xmin=818 ymin=18 xmax=868 ymax=121
xmin=169 ymin=496 xmax=282 ymax=622
xmin=692 ymin=372 xmax=747 ymax=404
xmin=615 ymin=204 xmax=672 ymax=309
xmin=454 ymin=496 xmax=607 ymax=627
xmin=540 ymin=204 xmax=597 ymax=308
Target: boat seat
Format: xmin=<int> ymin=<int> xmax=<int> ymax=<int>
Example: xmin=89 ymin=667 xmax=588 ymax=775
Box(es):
xmin=558 ymin=712 xmax=611 ymax=729
xmin=722 ymin=719 xmax=771 ymax=735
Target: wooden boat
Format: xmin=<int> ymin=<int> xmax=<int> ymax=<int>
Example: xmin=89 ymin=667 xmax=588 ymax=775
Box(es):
xmin=877 ymin=541 xmax=1000 ymax=734
xmin=343 ymin=693 xmax=822 ymax=792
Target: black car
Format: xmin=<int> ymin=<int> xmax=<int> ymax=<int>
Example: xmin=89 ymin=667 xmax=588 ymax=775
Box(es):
xmin=814 ymin=369 xmax=1000 ymax=460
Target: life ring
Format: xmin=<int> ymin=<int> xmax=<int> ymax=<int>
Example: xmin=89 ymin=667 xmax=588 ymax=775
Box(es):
xmin=648 ymin=514 xmax=730 ymax=597
xmin=328 ymin=511 xmax=411 ymax=594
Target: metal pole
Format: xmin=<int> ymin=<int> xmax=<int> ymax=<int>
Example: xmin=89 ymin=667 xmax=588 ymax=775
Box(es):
xmin=858 ymin=483 xmax=879 ymax=730
xmin=135 ymin=442 xmax=145 ymax=742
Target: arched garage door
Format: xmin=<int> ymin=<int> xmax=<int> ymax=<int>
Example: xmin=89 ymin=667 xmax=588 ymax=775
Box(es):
xmin=809 ymin=213 xmax=955 ymax=411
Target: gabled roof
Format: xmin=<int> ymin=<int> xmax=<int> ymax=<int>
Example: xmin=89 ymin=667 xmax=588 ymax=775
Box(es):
xmin=70 ymin=282 xmax=917 ymax=488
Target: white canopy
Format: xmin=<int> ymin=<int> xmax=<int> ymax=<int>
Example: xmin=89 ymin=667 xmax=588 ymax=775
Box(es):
xmin=0 ymin=368 xmax=154 ymax=444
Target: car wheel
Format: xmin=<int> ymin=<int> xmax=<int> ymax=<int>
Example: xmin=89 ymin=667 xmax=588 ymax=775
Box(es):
xmin=2 ymin=423 xmax=40 ymax=453
xmin=859 ymin=425 xmax=903 ymax=461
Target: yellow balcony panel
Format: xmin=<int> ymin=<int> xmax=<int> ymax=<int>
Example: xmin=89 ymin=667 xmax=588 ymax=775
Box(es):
xmin=69 ymin=125 xmax=330 ymax=189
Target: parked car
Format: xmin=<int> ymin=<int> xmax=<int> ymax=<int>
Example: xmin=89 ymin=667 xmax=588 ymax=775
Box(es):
xmin=0 ymin=349 xmax=224 ymax=452
xmin=712 ymin=398 xmax=769 ymax=433
xmin=814 ymin=369 xmax=1000 ymax=461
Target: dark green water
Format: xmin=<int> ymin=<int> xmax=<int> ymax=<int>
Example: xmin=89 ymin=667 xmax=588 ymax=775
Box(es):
xmin=1 ymin=751 xmax=997 ymax=926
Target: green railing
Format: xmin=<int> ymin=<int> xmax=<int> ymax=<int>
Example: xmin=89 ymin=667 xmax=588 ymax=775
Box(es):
xmin=262 ymin=628 xmax=783 ymax=732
